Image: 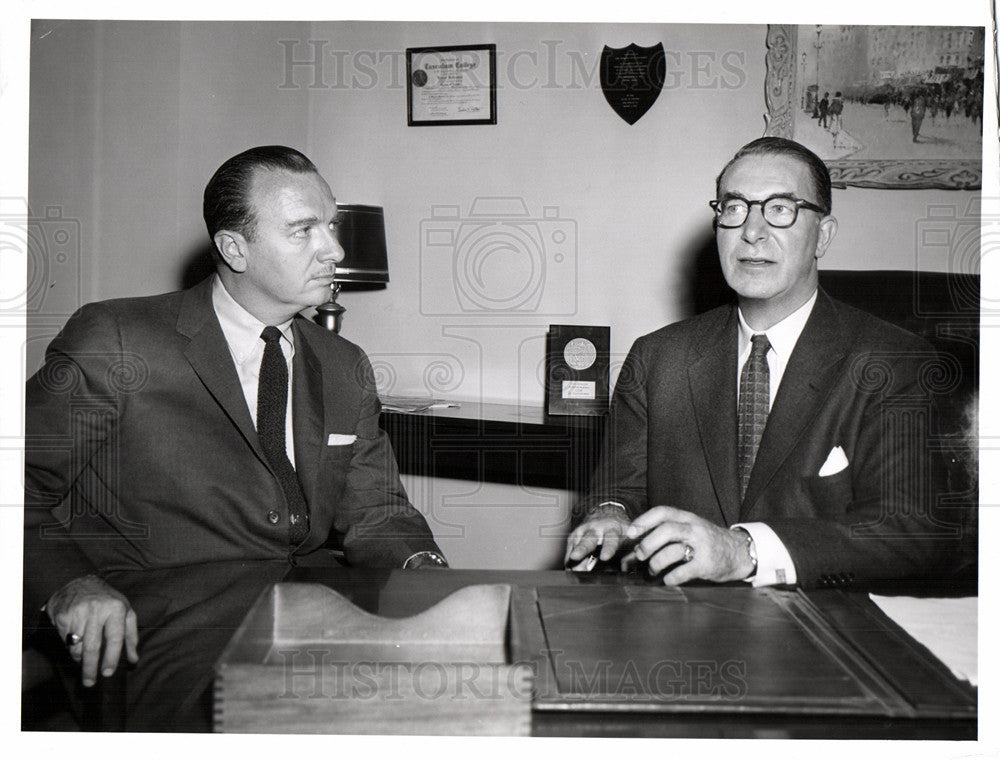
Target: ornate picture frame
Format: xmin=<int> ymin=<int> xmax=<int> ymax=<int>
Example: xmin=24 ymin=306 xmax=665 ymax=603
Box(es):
xmin=764 ymin=24 xmax=983 ymax=189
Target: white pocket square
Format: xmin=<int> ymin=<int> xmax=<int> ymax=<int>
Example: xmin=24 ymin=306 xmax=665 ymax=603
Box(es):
xmin=327 ymin=434 xmax=357 ymax=446
xmin=818 ymin=446 xmax=849 ymax=476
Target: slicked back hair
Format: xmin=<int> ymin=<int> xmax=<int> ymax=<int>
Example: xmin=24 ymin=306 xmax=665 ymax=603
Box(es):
xmin=715 ymin=137 xmax=832 ymax=215
xmin=203 ymin=145 xmax=319 ymax=242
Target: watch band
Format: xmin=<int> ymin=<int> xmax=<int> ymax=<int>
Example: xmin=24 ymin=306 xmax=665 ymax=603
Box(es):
xmin=730 ymin=526 xmax=758 ymax=578
xmin=403 ymin=550 xmax=449 ymax=569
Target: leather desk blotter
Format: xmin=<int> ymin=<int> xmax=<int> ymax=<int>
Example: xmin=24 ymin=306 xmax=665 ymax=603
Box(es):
xmin=510 ymin=583 xmax=976 ymax=719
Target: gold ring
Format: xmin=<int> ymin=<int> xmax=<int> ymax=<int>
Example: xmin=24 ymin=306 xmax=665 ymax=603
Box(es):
xmin=683 ymin=544 xmax=695 ymax=563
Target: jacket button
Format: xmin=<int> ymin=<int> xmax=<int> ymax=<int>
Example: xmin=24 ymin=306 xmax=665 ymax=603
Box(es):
xmin=267 ymin=510 xmax=281 ymax=525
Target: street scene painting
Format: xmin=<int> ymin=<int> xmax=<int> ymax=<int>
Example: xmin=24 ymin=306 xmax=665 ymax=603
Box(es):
xmin=765 ymin=25 xmax=984 ymax=189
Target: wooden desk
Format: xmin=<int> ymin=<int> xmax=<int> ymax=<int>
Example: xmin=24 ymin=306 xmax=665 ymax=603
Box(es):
xmin=281 ymin=567 xmax=976 ymax=739
xmin=40 ymin=564 xmax=973 ymax=736
xmin=379 ymin=402 xmax=604 ymax=491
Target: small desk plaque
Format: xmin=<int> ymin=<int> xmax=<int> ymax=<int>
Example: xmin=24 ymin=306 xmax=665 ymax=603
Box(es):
xmin=545 ymin=325 xmax=610 ymax=416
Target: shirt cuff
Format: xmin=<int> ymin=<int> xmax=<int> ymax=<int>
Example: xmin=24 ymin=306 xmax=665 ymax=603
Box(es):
xmin=730 ymin=522 xmax=797 ymax=587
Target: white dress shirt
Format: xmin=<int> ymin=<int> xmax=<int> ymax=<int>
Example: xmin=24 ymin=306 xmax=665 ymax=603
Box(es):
xmin=212 ymin=276 xmax=296 ymax=466
xmin=211 ymin=277 xmax=446 ymax=569
xmin=596 ymin=293 xmax=818 ymax=586
xmin=733 ymin=290 xmax=818 ymax=586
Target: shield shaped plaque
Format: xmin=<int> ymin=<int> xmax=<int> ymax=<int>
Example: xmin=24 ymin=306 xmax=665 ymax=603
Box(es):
xmin=600 ymin=43 xmax=666 ymax=125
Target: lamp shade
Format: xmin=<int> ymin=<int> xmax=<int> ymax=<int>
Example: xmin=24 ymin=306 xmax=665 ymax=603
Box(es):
xmin=333 ymin=204 xmax=389 ymax=284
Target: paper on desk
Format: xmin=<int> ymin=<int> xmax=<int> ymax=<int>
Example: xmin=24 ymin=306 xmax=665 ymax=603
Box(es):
xmin=379 ymin=395 xmax=461 ymax=413
xmin=869 ymin=594 xmax=977 ymax=686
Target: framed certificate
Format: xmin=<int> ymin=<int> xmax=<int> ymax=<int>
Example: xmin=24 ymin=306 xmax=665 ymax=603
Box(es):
xmin=406 ymin=44 xmax=497 ymax=126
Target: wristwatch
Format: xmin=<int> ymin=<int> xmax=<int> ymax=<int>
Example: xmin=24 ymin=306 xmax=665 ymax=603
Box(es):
xmin=730 ymin=526 xmax=758 ymax=578
xmin=403 ymin=551 xmax=449 ymax=569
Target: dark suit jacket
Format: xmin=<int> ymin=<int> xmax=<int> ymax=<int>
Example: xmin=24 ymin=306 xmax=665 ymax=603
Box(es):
xmin=23 ymin=277 xmax=441 ymax=619
xmin=576 ymin=289 xmax=967 ymax=588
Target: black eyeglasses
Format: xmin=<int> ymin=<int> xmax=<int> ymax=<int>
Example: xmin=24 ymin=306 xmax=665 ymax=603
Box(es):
xmin=709 ymin=194 xmax=827 ymax=229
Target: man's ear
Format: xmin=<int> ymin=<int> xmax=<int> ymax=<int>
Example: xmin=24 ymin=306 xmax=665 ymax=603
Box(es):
xmin=213 ymin=230 xmax=248 ymax=273
xmin=814 ymin=215 xmax=838 ymax=260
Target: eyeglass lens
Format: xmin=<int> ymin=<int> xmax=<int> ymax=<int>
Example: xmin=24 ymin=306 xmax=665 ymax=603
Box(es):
xmin=716 ymin=197 xmax=800 ymax=228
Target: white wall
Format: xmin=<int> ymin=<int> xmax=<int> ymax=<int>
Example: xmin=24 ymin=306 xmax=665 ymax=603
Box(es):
xmin=27 ymin=20 xmax=982 ymax=569
xmin=300 ymin=22 xmax=980 ymax=406
xmin=27 ymin=20 xmax=313 ymax=369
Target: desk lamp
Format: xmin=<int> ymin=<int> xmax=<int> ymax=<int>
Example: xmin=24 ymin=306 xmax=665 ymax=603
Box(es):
xmin=315 ymin=204 xmax=389 ymax=333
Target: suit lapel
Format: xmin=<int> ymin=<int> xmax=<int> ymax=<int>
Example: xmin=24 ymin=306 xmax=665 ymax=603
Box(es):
xmin=176 ymin=279 xmax=267 ymax=463
xmin=291 ymin=321 xmax=325 ymax=508
xmin=741 ymin=291 xmax=851 ymax=513
xmin=689 ymin=307 xmax=742 ymax=526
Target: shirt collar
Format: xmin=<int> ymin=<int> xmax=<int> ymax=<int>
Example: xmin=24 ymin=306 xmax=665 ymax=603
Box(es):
xmin=737 ymin=290 xmax=817 ymax=363
xmin=211 ymin=275 xmax=295 ymax=363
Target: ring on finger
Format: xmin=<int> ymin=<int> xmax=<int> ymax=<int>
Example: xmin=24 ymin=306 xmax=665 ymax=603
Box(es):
xmin=65 ymin=632 xmax=82 ymax=647
xmin=682 ymin=543 xmax=695 ymax=563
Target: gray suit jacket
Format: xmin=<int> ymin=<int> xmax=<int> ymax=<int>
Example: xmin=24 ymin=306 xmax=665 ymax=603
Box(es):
xmin=576 ymin=289 xmax=967 ymax=588
xmin=24 ymin=277 xmax=440 ymax=619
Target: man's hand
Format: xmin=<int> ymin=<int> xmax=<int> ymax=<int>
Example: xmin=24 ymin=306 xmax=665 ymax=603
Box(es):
xmin=622 ymin=506 xmax=754 ymax=584
xmin=45 ymin=574 xmax=139 ymax=687
xmin=564 ymin=504 xmax=632 ymax=570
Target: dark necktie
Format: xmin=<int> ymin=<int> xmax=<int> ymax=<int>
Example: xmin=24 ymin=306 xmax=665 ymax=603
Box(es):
xmin=257 ymin=326 xmax=309 ymax=545
xmin=738 ymin=333 xmax=771 ymax=500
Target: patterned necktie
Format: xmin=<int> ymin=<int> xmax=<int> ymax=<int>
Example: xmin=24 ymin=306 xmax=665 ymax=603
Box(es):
xmin=738 ymin=333 xmax=771 ymax=500
xmin=257 ymin=326 xmax=309 ymax=545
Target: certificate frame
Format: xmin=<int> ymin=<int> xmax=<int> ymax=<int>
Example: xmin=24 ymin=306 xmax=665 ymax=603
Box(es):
xmin=406 ymin=44 xmax=497 ymax=126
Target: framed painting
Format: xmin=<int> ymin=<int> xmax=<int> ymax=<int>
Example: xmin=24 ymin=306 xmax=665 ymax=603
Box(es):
xmin=764 ymin=24 xmax=984 ymax=189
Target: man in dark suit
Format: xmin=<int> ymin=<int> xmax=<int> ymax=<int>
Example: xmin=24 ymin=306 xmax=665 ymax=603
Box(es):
xmin=565 ymin=137 xmax=962 ymax=588
xmin=24 ymin=146 xmax=446 ymax=698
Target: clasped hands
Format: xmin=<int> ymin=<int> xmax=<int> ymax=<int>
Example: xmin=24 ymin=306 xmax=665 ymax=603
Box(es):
xmin=564 ymin=505 xmax=755 ymax=584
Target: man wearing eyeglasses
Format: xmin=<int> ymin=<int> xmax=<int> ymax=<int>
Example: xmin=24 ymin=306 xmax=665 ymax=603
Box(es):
xmin=566 ymin=136 xmax=958 ymax=589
